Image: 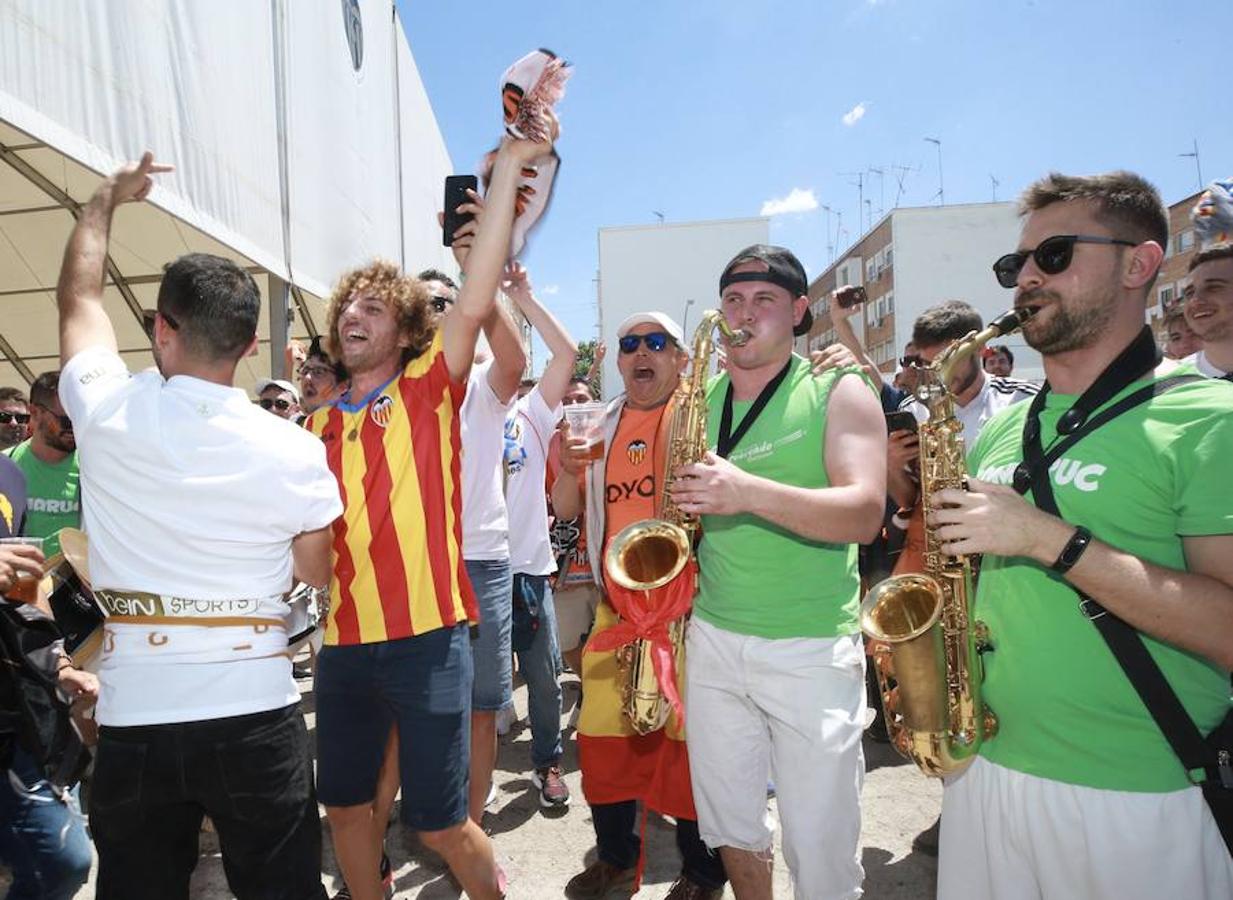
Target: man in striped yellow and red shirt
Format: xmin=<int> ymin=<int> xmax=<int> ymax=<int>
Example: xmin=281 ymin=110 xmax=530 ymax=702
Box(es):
xmin=307 ymin=130 xmax=551 ymax=900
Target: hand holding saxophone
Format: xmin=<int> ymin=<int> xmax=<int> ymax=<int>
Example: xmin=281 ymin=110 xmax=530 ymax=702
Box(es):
xmin=929 ymin=478 xmax=1073 ymax=563
xmin=669 ymin=451 xmax=753 ymax=517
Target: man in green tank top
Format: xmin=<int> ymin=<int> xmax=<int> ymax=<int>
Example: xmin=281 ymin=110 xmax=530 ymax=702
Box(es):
xmin=931 ymin=171 xmax=1233 ymax=899
xmin=670 ymin=245 xmax=887 ymax=900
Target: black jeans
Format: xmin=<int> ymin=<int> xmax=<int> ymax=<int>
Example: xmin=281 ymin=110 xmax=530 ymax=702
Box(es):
xmin=89 ymin=704 xmax=326 ymax=900
xmin=592 ymin=800 xmax=727 ymax=890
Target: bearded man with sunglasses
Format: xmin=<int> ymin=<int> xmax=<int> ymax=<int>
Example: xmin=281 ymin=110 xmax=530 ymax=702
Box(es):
xmin=4 ymin=372 xmax=80 ymax=558
xmin=930 ymin=171 xmax=1233 ymax=899
xmin=553 ymin=311 xmax=729 ymax=900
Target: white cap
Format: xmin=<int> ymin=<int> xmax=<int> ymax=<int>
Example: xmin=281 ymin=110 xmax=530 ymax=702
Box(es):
xmin=254 ymin=378 xmax=300 ymax=402
xmin=616 ymin=311 xmax=685 ymax=346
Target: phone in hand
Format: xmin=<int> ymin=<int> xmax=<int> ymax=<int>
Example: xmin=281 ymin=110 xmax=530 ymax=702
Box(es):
xmin=885 ymin=410 xmax=918 ymax=434
xmin=835 ymin=285 xmax=867 ymax=309
xmin=442 ymin=175 xmax=479 ymax=247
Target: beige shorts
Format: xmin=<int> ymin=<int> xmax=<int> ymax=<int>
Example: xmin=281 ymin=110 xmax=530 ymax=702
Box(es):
xmin=553 ymin=583 xmax=601 ymax=652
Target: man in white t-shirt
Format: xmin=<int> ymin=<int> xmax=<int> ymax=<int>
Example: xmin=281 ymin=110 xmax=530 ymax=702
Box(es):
xmin=54 ymin=154 xmax=341 ymax=900
xmin=421 ymin=266 xmax=526 ymax=824
xmin=1182 ymin=243 xmax=1233 ymax=380
xmin=500 ymin=263 xmax=577 ymax=809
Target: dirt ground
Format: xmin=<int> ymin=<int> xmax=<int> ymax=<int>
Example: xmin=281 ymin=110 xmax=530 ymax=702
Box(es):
xmin=35 ymin=665 xmax=941 ymax=899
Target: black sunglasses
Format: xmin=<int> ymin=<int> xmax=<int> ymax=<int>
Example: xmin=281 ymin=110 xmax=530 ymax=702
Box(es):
xmin=0 ymin=411 xmax=30 ymax=425
xmin=993 ymin=234 xmax=1137 ymax=289
xmin=140 ymin=308 xmax=179 ymax=340
xmin=258 ymin=397 xmax=293 ymax=412
xmin=429 ymin=295 xmax=455 ymax=314
xmin=618 ymin=332 xmax=673 ymax=354
xmin=33 ymin=404 xmax=72 ymax=430
xmin=899 ymin=354 xmax=924 ymax=368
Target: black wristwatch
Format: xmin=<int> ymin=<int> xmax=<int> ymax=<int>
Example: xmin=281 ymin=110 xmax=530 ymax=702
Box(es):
xmin=1051 ymin=525 xmax=1092 ymax=575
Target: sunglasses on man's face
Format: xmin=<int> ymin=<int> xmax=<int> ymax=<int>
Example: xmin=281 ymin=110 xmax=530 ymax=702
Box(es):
xmin=429 ymin=296 xmax=455 ymax=314
xmin=899 ymin=355 xmax=924 ymax=369
xmin=258 ymin=397 xmax=293 ymax=412
xmin=0 ymin=411 xmax=30 ymax=425
xmin=33 ymin=405 xmax=72 ymax=430
xmin=618 ymin=332 xmax=673 ymax=354
xmin=992 ymin=234 xmax=1138 ymax=289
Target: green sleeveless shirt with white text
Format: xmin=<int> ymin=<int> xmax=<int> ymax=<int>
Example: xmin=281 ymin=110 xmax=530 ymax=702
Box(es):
xmin=695 ymin=355 xmax=865 ymax=639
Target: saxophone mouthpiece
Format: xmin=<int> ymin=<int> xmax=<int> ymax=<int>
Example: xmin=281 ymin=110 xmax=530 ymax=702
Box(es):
xmin=727 ymin=328 xmax=751 ymax=347
xmin=993 ymin=306 xmax=1036 ymax=335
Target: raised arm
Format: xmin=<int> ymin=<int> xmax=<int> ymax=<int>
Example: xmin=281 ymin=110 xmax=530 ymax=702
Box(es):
xmin=502 ymin=262 xmax=576 ymax=407
xmin=441 ymin=135 xmax=552 ymax=382
xmin=441 ymin=191 xmax=527 ymax=402
xmin=57 ymin=153 xmax=173 ymax=365
xmin=824 ymin=289 xmax=885 ymax=387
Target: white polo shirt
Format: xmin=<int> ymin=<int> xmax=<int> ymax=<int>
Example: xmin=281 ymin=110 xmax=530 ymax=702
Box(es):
xmin=61 ymin=346 xmax=341 ymax=726
xmin=900 ymin=373 xmax=1040 ymax=446
xmin=460 ymin=361 xmax=514 ymax=561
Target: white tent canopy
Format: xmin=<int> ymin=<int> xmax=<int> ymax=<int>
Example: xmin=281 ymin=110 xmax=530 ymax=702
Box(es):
xmin=0 ymin=0 xmax=455 ymax=392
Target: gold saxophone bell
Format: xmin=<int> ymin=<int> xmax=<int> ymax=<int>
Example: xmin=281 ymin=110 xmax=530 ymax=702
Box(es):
xmin=603 ymin=310 xmax=748 ymax=734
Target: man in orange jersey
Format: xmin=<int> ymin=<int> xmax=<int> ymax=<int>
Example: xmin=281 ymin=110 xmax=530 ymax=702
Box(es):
xmin=552 ymin=312 xmax=727 ymax=900
xmin=305 ymin=132 xmax=551 ymax=900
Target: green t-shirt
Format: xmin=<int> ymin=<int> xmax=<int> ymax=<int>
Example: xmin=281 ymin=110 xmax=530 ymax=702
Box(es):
xmin=695 ymin=356 xmax=866 ymax=639
xmin=5 ymin=440 xmax=79 ymax=558
xmin=967 ymin=367 xmax=1233 ymax=792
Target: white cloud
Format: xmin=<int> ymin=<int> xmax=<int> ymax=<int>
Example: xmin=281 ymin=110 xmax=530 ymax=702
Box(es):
xmin=842 ymin=102 xmax=867 ymax=127
xmin=760 ymin=187 xmax=819 ymax=217
xmin=539 ymin=284 xmax=560 ymax=295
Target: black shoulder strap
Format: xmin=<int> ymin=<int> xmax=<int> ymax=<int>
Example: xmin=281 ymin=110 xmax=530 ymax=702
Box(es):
xmin=1016 ymin=374 xmax=1221 ymax=783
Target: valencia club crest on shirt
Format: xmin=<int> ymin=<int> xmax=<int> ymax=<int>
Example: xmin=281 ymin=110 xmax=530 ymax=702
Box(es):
xmin=626 ymin=439 xmax=648 ymax=467
xmin=370 ymin=395 xmax=394 ymax=429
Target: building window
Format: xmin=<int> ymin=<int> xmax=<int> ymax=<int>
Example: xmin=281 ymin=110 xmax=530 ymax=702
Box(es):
xmin=885 ymin=290 xmax=894 ymax=313
xmin=884 ymin=245 xmax=894 ymax=268
xmin=1177 ymin=229 xmax=1195 ymax=253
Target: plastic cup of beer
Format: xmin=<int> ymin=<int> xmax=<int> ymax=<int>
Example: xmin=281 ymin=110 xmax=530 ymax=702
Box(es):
xmin=564 ymin=402 xmax=606 ymax=463
xmin=0 ymin=536 xmax=46 ymax=604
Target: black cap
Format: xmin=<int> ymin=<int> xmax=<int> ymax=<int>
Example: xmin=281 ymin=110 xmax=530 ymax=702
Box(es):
xmin=719 ymin=244 xmax=813 ymax=336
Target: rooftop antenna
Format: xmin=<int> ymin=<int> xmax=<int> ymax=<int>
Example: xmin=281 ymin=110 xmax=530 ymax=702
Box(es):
xmin=821 ymin=204 xmax=836 ymax=263
xmin=1179 ymin=139 xmax=1203 ymax=191
xmin=924 ymin=137 xmax=944 ymax=205
xmin=990 ymin=173 xmax=1000 ymax=203
xmin=892 ymin=164 xmax=915 ymax=208
xmin=842 ymin=170 xmax=866 ymax=234
xmin=652 ymin=210 xmax=665 ymax=224
xmin=869 ymin=166 xmax=886 ymax=218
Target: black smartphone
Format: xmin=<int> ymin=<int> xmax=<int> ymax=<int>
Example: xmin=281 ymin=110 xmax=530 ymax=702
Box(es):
xmin=442 ymin=174 xmax=479 ymax=247
xmin=885 ymin=410 xmax=918 ymax=434
xmin=836 ymin=285 xmax=867 ymax=309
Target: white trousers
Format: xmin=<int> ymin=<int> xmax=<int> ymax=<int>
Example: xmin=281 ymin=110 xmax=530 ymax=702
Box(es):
xmin=940 ymin=756 xmax=1233 ymax=900
xmin=685 ymin=618 xmax=866 ymax=900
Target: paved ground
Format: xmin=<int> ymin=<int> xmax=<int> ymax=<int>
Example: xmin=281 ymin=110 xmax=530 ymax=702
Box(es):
xmin=27 ymin=666 xmax=942 ymax=899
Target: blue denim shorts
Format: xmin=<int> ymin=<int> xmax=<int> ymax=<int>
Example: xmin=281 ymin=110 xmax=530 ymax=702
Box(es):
xmin=466 ymin=558 xmax=513 ymax=712
xmin=315 ymin=625 xmax=471 ymax=832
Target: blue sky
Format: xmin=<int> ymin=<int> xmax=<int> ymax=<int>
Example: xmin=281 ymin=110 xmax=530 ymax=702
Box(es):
xmin=397 ymin=0 xmax=1232 ymax=370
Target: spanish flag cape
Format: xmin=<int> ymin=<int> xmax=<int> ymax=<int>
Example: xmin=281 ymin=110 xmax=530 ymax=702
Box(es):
xmin=575 ymin=395 xmax=700 ymax=822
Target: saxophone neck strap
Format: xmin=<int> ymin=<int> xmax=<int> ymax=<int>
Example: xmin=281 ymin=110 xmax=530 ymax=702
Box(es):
xmin=717 ymin=358 xmax=792 ymax=460
xmin=1011 ymin=326 xmax=1163 ymax=495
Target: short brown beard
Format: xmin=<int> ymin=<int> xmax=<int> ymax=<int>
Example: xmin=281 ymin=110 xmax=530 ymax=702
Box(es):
xmin=1020 ymin=286 xmax=1118 ymax=355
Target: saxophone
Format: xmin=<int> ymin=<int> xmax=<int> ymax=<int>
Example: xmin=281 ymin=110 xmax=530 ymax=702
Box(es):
xmin=604 ymin=310 xmax=749 ymax=734
xmin=860 ymin=307 xmax=1034 ymax=777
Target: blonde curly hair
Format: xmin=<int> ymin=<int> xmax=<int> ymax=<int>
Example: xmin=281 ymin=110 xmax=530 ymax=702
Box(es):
xmin=323 ymin=260 xmax=434 ymax=366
